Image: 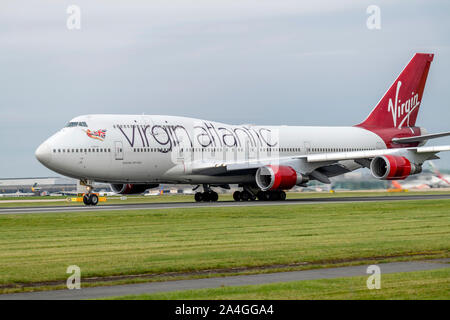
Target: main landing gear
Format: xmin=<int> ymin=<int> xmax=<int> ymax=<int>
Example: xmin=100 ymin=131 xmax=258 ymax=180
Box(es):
xmin=233 ymin=190 xmax=286 ymax=202
xmin=194 ymin=185 xmax=219 ymax=202
xmin=233 ymin=190 xmax=256 ymax=201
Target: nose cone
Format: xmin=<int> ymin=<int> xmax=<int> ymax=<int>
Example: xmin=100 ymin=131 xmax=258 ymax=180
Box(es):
xmin=35 ymin=142 xmax=52 ymax=166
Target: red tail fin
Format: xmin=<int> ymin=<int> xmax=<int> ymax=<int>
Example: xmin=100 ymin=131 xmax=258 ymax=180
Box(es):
xmin=358 ymin=53 xmax=434 ymax=129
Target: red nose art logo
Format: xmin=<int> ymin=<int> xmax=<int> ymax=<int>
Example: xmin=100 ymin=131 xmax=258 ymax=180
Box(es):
xmin=387 ymin=81 xmax=420 ymax=129
xmin=84 ymin=129 xmax=107 ymax=141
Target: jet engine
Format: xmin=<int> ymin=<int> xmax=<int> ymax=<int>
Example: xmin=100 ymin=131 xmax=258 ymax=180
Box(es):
xmin=110 ymin=184 xmax=159 ymax=195
xmin=255 ymin=165 xmax=308 ymax=191
xmin=370 ymin=155 xmax=422 ymax=180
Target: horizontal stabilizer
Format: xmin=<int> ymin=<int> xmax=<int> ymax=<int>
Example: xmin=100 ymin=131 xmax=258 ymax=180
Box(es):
xmin=415 ymin=145 xmax=450 ymax=153
xmin=392 ymin=131 xmax=450 ymax=144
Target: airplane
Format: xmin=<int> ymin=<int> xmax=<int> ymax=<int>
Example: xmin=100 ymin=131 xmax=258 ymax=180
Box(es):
xmin=390 ymin=179 xmax=431 ymax=191
xmin=4 ymin=190 xmax=36 ymax=197
xmin=390 ymin=161 xmax=450 ymax=190
xmin=35 ymin=53 xmax=450 ymax=206
xmin=428 ymin=161 xmax=450 ymax=187
xmin=31 ymin=183 xmax=41 ymax=193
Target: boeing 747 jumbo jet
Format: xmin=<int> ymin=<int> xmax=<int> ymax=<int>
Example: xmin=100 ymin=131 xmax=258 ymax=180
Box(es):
xmin=36 ymin=53 xmax=450 ymax=205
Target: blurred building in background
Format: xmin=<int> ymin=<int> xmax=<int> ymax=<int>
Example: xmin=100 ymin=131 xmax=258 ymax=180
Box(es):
xmin=1 ymin=165 xmax=448 ymax=197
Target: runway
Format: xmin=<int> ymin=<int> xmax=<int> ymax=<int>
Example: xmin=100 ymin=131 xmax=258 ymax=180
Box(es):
xmin=0 ymin=260 xmax=448 ymax=300
xmin=0 ymin=193 xmax=450 ymax=215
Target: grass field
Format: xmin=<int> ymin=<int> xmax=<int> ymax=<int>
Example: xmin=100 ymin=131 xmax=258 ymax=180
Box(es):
xmin=0 ymin=199 xmax=449 ymax=293
xmin=110 ymin=268 xmax=450 ymax=300
xmin=0 ymin=190 xmax=449 ymax=208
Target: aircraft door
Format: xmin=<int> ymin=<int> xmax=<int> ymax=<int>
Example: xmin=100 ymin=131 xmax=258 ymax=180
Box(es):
xmin=246 ymin=139 xmax=257 ymax=161
xmin=304 ymin=141 xmax=311 ymax=155
xmin=79 ymin=148 xmax=87 ymax=169
xmin=115 ymin=141 xmax=124 ymax=160
xmin=245 ymin=140 xmax=250 ymax=162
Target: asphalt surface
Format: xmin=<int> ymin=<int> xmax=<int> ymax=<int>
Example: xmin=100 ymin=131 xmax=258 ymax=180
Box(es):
xmin=0 ymin=260 xmax=448 ymax=300
xmin=0 ymin=193 xmax=449 ymax=215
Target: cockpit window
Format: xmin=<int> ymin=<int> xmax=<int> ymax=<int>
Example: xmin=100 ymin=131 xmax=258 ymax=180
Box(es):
xmin=66 ymin=122 xmax=88 ymax=128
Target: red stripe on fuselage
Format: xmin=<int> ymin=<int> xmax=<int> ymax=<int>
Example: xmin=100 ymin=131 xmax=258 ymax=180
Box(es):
xmin=356 ymin=126 xmax=422 ymax=149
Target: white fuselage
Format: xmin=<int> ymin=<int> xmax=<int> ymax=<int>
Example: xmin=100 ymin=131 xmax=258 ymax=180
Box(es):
xmin=36 ymin=114 xmax=386 ymax=185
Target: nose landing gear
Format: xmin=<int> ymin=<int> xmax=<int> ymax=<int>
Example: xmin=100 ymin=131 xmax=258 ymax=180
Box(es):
xmin=79 ymin=180 xmax=99 ymax=206
xmin=83 ymin=193 xmax=99 ymax=206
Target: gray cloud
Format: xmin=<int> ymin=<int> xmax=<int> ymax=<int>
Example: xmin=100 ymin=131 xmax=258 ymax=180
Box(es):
xmin=1 ymin=0 xmax=449 ymax=177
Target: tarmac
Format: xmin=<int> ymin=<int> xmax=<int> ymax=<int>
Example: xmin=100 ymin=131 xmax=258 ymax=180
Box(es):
xmin=1 ymin=193 xmax=450 ymax=215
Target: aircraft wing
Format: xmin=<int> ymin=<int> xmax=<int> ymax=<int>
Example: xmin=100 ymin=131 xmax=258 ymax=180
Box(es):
xmin=305 ymin=145 xmax=450 ymax=163
xmin=190 ymin=145 xmax=450 ymax=180
xmin=191 ymin=156 xmax=301 ymax=175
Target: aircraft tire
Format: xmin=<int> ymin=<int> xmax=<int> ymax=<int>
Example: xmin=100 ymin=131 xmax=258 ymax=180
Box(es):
xmin=260 ymin=191 xmax=271 ymax=201
xmin=83 ymin=194 xmax=92 ymax=206
xmin=240 ymin=191 xmax=250 ymax=201
xmin=194 ymin=192 xmax=203 ymax=202
xmin=202 ymin=192 xmax=211 ymax=202
xmin=233 ymin=191 xmax=241 ymax=202
xmin=269 ymin=191 xmax=280 ymax=201
xmin=90 ymin=194 xmax=99 ymax=206
xmin=256 ymin=191 xmax=265 ymax=201
xmin=210 ymin=191 xmax=219 ymax=202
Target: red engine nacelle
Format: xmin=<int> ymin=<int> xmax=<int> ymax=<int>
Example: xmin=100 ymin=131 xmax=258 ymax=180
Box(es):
xmin=255 ymin=165 xmax=308 ymax=191
xmin=370 ymin=155 xmax=421 ymax=180
xmin=110 ymin=184 xmax=159 ymax=195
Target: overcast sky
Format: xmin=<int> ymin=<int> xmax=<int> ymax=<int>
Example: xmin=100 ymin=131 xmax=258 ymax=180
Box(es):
xmin=1 ymin=0 xmax=450 ymax=177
